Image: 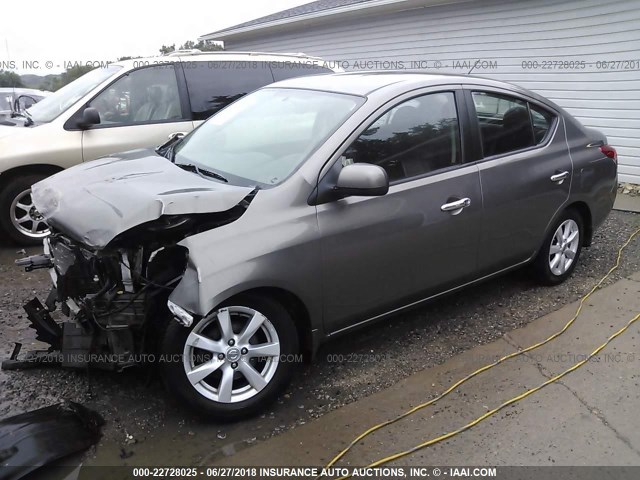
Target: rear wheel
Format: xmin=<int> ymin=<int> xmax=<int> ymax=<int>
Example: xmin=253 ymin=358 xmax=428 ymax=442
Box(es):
xmin=533 ymin=209 xmax=583 ymax=285
xmin=160 ymin=294 xmax=298 ymax=420
xmin=0 ymin=174 xmax=50 ymax=245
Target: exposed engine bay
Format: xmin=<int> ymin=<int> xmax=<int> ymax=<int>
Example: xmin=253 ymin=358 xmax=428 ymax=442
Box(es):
xmin=9 ymin=198 xmax=255 ymax=371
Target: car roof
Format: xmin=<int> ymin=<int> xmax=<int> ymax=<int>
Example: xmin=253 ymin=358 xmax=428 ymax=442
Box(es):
xmin=0 ymin=87 xmax=51 ymax=95
xmin=267 ymin=71 xmax=526 ymax=97
xmin=113 ymin=51 xmax=334 ymax=70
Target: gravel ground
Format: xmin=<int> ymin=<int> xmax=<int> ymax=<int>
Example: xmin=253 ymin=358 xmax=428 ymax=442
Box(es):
xmin=0 ymin=210 xmax=638 ymax=465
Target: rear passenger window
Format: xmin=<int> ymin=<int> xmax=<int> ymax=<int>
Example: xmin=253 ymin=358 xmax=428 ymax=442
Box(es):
xmin=472 ymin=92 xmax=534 ymax=156
xmin=472 ymin=92 xmax=555 ymax=157
xmin=271 ymin=63 xmax=332 ymax=82
xmin=344 ymin=92 xmax=461 ymax=182
xmin=183 ymin=61 xmax=274 ymax=120
xmin=529 ymin=104 xmax=553 ymax=144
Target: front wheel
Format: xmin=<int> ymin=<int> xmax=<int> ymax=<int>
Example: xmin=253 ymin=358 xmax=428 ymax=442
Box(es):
xmin=533 ymin=209 xmax=583 ymax=285
xmin=160 ymin=294 xmax=299 ymax=420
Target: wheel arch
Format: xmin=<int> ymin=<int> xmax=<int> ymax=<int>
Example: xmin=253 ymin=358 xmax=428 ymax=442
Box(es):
xmin=0 ymin=164 xmax=64 ymax=189
xmin=226 ymin=286 xmax=315 ymax=362
xmin=531 ymin=200 xmax=594 ymax=264
xmin=565 ymin=201 xmax=593 ymax=247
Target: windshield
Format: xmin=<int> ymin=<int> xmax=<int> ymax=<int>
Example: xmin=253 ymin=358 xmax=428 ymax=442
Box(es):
xmin=173 ymin=88 xmax=364 ymax=186
xmin=27 ymin=65 xmax=123 ymax=123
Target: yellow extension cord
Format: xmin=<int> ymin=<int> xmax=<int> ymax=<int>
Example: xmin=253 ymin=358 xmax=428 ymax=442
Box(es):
xmin=321 ymin=225 xmax=640 ymax=479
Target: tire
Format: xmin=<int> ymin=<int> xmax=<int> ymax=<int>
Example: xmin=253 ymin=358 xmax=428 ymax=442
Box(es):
xmin=160 ymin=294 xmax=299 ymax=420
xmin=533 ymin=208 xmax=584 ymax=285
xmin=0 ymin=173 xmax=51 ymax=245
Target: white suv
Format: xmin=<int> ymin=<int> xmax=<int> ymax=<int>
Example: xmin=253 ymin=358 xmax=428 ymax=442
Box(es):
xmin=0 ymin=51 xmax=336 ymax=244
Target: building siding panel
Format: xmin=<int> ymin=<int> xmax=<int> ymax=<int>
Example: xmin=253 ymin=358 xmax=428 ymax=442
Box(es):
xmin=227 ymin=0 xmax=640 ymax=183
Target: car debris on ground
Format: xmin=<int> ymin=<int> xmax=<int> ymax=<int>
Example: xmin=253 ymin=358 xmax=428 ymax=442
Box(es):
xmin=0 ymin=401 xmax=103 ymax=480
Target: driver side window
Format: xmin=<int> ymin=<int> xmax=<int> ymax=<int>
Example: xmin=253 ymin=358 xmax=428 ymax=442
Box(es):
xmin=89 ymin=65 xmax=182 ymax=126
xmin=343 ymin=92 xmax=461 ymax=183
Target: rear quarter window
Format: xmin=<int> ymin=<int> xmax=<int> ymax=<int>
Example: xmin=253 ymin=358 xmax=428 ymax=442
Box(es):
xmin=529 ymin=104 xmax=554 ymax=144
xmin=183 ymin=61 xmax=274 ymax=120
xmin=270 ymin=63 xmax=332 ymax=82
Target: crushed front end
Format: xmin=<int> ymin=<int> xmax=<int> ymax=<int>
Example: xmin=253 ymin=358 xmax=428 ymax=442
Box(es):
xmin=10 ymin=229 xmax=190 ymax=370
xmin=4 ymin=151 xmax=256 ymax=372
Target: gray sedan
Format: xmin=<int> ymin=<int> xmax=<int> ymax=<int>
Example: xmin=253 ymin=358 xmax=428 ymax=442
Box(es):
xmin=24 ymin=72 xmax=617 ymax=419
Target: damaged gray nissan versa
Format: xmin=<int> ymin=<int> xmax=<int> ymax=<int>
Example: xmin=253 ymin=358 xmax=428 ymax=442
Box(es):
xmin=13 ymin=72 xmax=617 ymax=419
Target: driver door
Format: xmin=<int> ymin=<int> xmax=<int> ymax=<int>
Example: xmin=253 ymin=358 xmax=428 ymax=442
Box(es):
xmin=81 ymin=64 xmax=193 ymax=161
xmin=317 ymin=90 xmax=482 ymax=333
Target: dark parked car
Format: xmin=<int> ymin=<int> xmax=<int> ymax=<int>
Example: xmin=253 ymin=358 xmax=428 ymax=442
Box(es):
xmin=20 ymin=72 xmax=617 ymax=419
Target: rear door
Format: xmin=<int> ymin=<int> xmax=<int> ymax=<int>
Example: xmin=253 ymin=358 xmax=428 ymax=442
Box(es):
xmin=81 ymin=64 xmax=193 ymax=161
xmin=464 ymin=87 xmax=571 ymax=274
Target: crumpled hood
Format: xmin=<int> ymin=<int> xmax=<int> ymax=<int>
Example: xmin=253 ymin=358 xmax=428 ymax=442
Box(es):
xmin=32 ymin=149 xmax=254 ymax=249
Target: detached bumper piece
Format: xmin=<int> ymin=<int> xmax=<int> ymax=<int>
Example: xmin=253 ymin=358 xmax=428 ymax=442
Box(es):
xmin=23 ymin=298 xmax=62 ymax=350
xmin=0 ymin=401 xmax=104 ymax=480
xmin=0 ymin=344 xmax=61 ymax=371
xmin=1 ymin=298 xmax=63 ymax=371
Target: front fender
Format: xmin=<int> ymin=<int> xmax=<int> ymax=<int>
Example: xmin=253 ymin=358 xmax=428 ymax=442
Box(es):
xmin=167 ymin=182 xmax=324 ymax=337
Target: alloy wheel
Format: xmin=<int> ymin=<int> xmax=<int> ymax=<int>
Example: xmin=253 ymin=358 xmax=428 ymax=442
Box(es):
xmin=182 ymin=306 xmax=281 ymax=403
xmin=10 ymin=188 xmax=49 ymax=238
xmin=548 ymin=219 xmax=580 ymax=276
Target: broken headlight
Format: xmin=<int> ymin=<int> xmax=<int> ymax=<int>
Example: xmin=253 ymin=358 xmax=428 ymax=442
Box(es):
xmin=167 ymin=300 xmax=194 ymax=327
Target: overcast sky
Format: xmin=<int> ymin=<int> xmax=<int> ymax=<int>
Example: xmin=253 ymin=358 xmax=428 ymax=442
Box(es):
xmin=2 ymin=0 xmax=310 ymax=74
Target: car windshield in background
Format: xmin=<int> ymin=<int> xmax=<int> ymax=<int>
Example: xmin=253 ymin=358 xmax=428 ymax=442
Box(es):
xmin=27 ymin=65 xmax=123 ymax=123
xmin=173 ymin=88 xmax=365 ymax=186
xmin=0 ymin=94 xmax=12 ymax=111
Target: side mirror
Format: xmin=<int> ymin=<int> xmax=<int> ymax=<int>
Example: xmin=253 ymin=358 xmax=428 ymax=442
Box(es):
xmin=168 ymin=131 xmax=186 ymax=140
xmin=156 ymin=132 xmax=186 ymax=155
xmin=334 ymin=163 xmax=389 ymax=198
xmin=14 ymin=95 xmax=37 ymax=113
xmin=77 ymin=107 xmax=101 ymax=129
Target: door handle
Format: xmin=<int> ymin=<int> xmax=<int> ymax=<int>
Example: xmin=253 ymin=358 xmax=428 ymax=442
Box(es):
xmin=550 ymin=171 xmax=570 ymax=184
xmin=441 ymin=197 xmax=471 ymax=214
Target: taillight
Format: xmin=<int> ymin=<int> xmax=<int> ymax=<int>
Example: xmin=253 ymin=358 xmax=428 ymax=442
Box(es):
xmin=600 ymin=144 xmax=617 ymax=163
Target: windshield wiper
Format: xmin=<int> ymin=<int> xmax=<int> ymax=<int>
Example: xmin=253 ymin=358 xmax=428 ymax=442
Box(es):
xmin=176 ymin=163 xmax=228 ymax=183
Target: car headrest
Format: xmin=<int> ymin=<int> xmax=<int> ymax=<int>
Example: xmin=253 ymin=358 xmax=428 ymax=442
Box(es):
xmin=147 ymin=85 xmax=164 ymax=103
xmin=391 ymin=106 xmax=421 ymax=132
xmin=502 ymin=107 xmax=529 ymax=130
